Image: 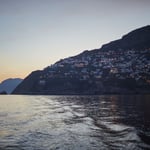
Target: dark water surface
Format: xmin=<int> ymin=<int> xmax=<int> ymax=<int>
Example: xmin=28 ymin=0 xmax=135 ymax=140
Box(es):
xmin=0 ymin=95 xmax=150 ymax=150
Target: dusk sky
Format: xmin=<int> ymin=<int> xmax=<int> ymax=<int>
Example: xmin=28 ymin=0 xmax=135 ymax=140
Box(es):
xmin=0 ymin=0 xmax=150 ymax=82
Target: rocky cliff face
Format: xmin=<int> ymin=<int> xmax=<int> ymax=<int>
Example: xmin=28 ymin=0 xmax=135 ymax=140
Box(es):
xmin=12 ymin=26 xmax=150 ymax=95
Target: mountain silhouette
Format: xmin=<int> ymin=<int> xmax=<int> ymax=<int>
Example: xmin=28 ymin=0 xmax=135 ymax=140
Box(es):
xmin=0 ymin=78 xmax=23 ymax=94
xmin=12 ymin=26 xmax=150 ymax=95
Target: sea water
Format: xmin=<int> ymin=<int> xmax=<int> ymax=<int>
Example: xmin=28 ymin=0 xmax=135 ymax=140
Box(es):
xmin=0 ymin=95 xmax=150 ymax=150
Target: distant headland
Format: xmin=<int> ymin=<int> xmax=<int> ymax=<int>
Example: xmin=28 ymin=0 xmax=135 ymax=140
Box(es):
xmin=0 ymin=78 xmax=23 ymax=94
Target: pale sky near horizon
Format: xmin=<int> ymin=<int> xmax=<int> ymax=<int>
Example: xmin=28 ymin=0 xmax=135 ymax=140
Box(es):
xmin=0 ymin=0 xmax=150 ymax=82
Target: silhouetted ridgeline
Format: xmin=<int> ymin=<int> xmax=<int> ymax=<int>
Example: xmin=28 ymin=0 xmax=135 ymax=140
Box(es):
xmin=12 ymin=26 xmax=150 ymax=95
xmin=0 ymin=78 xmax=23 ymax=94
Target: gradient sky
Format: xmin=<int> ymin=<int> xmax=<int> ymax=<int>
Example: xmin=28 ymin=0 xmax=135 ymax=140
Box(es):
xmin=0 ymin=0 xmax=150 ymax=82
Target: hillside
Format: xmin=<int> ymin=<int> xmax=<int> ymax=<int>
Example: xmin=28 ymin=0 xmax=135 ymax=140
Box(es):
xmin=0 ymin=78 xmax=23 ymax=94
xmin=12 ymin=26 xmax=150 ymax=95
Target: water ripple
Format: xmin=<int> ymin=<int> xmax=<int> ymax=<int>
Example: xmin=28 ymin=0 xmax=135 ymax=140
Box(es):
xmin=0 ymin=95 xmax=150 ymax=149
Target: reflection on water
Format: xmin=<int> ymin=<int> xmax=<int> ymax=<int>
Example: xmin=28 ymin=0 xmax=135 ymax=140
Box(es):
xmin=0 ymin=95 xmax=150 ymax=150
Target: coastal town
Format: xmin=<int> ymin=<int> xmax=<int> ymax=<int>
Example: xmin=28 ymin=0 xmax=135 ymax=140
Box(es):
xmin=39 ymin=48 xmax=150 ymax=88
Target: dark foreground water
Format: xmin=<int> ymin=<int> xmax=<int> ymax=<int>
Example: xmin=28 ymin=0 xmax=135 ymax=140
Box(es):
xmin=0 ymin=95 xmax=150 ymax=150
